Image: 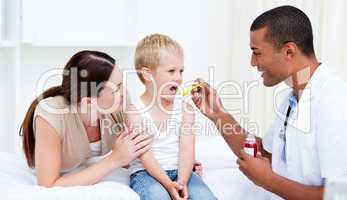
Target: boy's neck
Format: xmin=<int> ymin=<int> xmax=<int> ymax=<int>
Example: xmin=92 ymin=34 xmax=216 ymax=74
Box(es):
xmin=141 ymin=89 xmax=173 ymax=110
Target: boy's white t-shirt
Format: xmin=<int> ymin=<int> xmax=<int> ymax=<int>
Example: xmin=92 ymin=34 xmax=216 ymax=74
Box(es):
xmin=129 ymin=96 xmax=183 ymax=174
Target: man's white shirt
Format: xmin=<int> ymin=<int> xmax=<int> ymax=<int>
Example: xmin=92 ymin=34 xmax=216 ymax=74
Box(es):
xmin=262 ymin=64 xmax=347 ymax=199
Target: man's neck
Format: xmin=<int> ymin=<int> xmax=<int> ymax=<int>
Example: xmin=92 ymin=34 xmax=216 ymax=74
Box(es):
xmin=290 ymin=57 xmax=320 ymax=100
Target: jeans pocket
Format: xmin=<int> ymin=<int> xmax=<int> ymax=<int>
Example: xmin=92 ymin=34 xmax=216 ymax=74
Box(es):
xmin=130 ymin=170 xmax=144 ymax=180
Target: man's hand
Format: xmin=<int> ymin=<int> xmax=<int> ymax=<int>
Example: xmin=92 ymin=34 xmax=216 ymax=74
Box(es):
xmin=191 ymin=79 xmax=226 ymax=120
xmin=237 ymin=150 xmax=274 ymax=187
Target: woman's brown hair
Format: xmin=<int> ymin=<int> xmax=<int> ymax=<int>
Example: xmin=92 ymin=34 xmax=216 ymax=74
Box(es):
xmin=20 ymin=50 xmax=116 ymax=168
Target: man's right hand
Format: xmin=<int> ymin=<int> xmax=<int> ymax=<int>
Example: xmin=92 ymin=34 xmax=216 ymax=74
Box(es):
xmin=191 ymin=79 xmax=226 ymax=121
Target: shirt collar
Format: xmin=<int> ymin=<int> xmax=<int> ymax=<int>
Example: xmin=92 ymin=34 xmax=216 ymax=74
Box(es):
xmin=300 ymin=63 xmax=325 ymax=100
xmin=289 ymin=63 xmax=327 ymax=132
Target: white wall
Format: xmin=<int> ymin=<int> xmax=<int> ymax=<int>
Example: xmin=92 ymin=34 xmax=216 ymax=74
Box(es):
xmin=0 ymin=49 xmax=16 ymax=152
xmin=2 ymin=0 xmax=347 ymax=153
xmin=22 ymin=0 xmax=138 ymax=46
xmin=19 ymin=46 xmax=137 ymax=108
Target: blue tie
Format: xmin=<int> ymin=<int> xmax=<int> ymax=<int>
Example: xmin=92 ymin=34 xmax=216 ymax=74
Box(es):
xmin=281 ymin=94 xmax=297 ymax=163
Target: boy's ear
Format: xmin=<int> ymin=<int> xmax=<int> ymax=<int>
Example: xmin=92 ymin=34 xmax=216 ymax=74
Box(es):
xmin=141 ymin=67 xmax=153 ymax=83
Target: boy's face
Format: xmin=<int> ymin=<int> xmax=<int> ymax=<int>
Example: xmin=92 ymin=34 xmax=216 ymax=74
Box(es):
xmin=149 ymin=54 xmax=184 ymax=99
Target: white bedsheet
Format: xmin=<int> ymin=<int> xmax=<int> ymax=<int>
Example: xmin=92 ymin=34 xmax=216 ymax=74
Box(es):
xmin=0 ymin=136 xmax=270 ymax=200
xmin=196 ymin=137 xmax=270 ymax=200
xmin=0 ymin=152 xmax=139 ymax=200
xmin=203 ymin=168 xmax=270 ymax=199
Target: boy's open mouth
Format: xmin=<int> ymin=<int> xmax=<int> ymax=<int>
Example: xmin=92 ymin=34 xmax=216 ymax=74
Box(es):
xmin=169 ymin=85 xmax=178 ymax=93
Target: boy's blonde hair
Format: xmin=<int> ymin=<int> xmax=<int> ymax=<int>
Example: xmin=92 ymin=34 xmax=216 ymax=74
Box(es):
xmin=135 ymin=33 xmax=184 ymax=83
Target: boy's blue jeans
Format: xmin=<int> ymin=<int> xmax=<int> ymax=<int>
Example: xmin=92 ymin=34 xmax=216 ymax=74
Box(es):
xmin=130 ymin=169 xmax=217 ymax=200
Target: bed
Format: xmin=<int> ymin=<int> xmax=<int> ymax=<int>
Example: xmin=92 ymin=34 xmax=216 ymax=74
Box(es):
xmin=0 ymin=136 xmax=270 ymax=200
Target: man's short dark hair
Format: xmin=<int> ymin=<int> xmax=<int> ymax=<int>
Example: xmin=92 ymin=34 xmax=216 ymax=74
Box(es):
xmin=251 ymin=5 xmax=315 ymax=57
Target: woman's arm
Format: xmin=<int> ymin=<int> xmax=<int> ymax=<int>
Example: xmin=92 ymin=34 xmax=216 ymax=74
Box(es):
xmin=177 ymin=103 xmax=196 ymax=185
xmin=35 ymin=116 xmax=151 ymax=187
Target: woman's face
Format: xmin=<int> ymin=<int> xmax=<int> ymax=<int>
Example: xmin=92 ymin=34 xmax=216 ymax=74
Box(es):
xmin=97 ymin=66 xmax=124 ymax=114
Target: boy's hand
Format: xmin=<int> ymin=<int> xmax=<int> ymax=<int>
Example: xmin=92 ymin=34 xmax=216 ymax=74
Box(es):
xmin=176 ymin=180 xmax=189 ymax=199
xmin=166 ymin=181 xmax=186 ymax=200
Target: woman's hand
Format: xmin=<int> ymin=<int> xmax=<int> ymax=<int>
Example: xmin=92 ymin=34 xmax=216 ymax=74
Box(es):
xmin=110 ymin=128 xmax=153 ymax=167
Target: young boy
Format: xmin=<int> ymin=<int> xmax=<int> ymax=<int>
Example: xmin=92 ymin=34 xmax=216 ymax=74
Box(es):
xmin=128 ymin=34 xmax=217 ymax=200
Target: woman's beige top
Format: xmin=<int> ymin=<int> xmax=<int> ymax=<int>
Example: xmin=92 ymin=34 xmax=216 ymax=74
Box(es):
xmin=33 ymin=95 xmax=121 ymax=172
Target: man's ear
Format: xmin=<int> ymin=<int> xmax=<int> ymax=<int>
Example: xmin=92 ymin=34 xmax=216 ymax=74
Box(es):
xmin=283 ymin=42 xmax=298 ymax=59
xmin=141 ymin=67 xmax=153 ymax=83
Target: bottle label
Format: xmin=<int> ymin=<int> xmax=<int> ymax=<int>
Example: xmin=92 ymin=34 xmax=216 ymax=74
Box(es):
xmin=244 ymin=147 xmax=256 ymax=157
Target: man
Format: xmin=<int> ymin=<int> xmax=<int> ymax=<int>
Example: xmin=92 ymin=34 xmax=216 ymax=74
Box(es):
xmin=192 ymin=5 xmax=347 ymax=200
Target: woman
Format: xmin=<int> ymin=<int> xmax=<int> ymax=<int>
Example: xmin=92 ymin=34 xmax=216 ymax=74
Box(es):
xmin=20 ymin=50 xmax=153 ymax=187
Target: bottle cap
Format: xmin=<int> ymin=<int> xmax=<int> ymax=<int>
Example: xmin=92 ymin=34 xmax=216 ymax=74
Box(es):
xmin=246 ymin=134 xmax=256 ymax=143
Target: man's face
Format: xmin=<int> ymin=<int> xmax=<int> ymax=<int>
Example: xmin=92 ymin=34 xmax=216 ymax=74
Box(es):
xmin=250 ymin=27 xmax=293 ymax=86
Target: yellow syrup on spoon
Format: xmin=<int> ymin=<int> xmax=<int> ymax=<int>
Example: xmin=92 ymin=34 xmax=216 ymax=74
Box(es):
xmin=180 ymin=83 xmax=202 ymax=97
